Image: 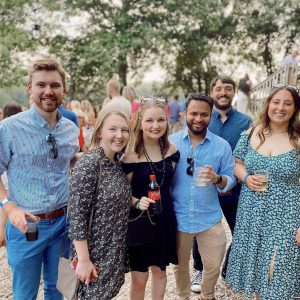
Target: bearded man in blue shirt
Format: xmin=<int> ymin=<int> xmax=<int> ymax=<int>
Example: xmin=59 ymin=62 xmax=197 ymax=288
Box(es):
xmin=190 ymin=76 xmax=252 ymax=294
xmin=0 ymin=58 xmax=79 ymax=300
xmin=170 ymin=93 xmax=235 ymax=300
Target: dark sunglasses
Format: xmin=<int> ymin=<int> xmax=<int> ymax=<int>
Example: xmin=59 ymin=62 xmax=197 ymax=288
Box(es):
xmin=186 ymin=156 xmax=194 ymax=176
xmin=46 ymin=133 xmax=58 ymax=159
xmin=140 ymin=97 xmax=168 ymax=105
xmin=273 ymin=84 xmax=299 ymax=93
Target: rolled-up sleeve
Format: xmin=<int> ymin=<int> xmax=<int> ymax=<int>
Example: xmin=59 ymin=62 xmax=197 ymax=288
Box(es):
xmin=217 ymin=142 xmax=236 ymax=193
xmin=0 ymin=122 xmax=11 ymax=176
xmin=68 ymin=153 xmax=99 ymax=240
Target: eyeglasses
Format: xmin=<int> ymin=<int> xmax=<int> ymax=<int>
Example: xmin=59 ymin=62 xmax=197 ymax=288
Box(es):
xmin=46 ymin=133 xmax=58 ymax=159
xmin=273 ymin=84 xmax=299 ymax=93
xmin=140 ymin=97 xmax=168 ymax=105
xmin=186 ymin=156 xmax=194 ymax=176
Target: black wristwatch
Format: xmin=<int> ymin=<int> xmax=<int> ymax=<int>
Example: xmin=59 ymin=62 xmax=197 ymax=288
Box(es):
xmin=215 ymin=175 xmax=222 ymax=185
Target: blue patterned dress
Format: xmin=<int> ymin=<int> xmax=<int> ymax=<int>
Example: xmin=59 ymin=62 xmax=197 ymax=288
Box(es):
xmin=226 ymin=131 xmax=300 ymax=300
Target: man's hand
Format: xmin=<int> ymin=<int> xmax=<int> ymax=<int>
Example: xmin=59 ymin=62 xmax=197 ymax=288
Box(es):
xmin=3 ymin=202 xmax=38 ymax=233
xmin=296 ymin=227 xmax=300 ymax=246
xmin=0 ymin=208 xmax=7 ymax=247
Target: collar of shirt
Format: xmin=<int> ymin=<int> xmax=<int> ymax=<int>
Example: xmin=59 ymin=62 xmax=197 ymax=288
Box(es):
xmin=181 ymin=127 xmax=212 ymax=146
xmin=212 ymin=107 xmax=234 ymax=120
xmin=30 ymin=105 xmax=63 ymax=130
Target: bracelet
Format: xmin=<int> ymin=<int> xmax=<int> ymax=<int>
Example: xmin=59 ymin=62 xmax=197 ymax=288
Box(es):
xmin=133 ymin=199 xmax=140 ymax=209
xmin=242 ymin=174 xmax=249 ymax=184
xmin=215 ymin=175 xmax=222 ymax=185
xmin=0 ymin=199 xmax=9 ymax=207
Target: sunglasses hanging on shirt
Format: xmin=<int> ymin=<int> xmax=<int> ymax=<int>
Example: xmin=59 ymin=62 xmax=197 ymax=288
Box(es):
xmin=46 ymin=133 xmax=58 ymax=159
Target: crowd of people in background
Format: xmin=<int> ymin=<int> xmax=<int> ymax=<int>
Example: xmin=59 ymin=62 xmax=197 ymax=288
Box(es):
xmin=0 ymin=57 xmax=300 ymax=300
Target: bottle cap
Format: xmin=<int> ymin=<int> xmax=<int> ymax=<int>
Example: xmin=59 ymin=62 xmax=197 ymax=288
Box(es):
xmin=150 ymin=174 xmax=156 ymax=180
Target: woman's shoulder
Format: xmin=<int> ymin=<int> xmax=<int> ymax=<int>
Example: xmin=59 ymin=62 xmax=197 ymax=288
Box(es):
xmin=165 ymin=144 xmax=180 ymax=162
xmin=122 ymin=152 xmax=139 ymax=164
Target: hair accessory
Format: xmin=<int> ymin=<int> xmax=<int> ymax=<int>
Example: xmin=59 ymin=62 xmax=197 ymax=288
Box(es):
xmin=272 ymin=84 xmax=299 ymax=93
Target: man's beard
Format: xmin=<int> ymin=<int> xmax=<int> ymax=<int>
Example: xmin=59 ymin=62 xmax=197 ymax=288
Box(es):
xmin=186 ymin=119 xmax=208 ymax=136
xmin=214 ymin=96 xmax=232 ymax=110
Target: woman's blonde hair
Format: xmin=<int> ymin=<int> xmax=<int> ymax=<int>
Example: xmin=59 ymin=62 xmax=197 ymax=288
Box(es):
xmin=89 ymin=107 xmax=132 ymax=153
xmin=122 ymin=86 xmax=140 ymax=103
xmin=133 ymin=99 xmax=170 ymax=158
xmin=81 ymin=99 xmax=93 ymax=113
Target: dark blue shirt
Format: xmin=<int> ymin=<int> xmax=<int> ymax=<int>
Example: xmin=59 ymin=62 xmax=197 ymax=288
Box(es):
xmin=208 ymin=108 xmax=252 ymax=151
xmin=58 ymin=106 xmax=79 ymax=127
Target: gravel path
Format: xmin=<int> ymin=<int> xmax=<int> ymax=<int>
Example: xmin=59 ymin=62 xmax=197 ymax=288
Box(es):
xmin=0 ymin=221 xmax=251 ymax=299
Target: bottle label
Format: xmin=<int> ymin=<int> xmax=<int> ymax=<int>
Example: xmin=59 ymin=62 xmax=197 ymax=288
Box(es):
xmin=148 ymin=190 xmax=161 ymax=201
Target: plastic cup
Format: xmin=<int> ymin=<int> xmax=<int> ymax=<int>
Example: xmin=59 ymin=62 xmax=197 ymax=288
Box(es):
xmin=254 ymin=171 xmax=269 ymax=192
xmin=196 ymin=167 xmax=210 ymax=186
xmin=25 ymin=217 xmax=40 ymax=241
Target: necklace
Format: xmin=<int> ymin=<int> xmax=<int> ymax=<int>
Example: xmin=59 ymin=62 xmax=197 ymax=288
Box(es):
xmin=143 ymin=147 xmax=166 ymax=187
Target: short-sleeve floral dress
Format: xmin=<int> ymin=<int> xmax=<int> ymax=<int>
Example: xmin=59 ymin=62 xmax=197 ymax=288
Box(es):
xmin=68 ymin=148 xmax=131 ymax=300
xmin=226 ymin=131 xmax=300 ymax=300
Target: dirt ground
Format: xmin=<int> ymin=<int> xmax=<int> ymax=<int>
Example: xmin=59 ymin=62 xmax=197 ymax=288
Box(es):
xmin=0 ymin=221 xmax=250 ymax=300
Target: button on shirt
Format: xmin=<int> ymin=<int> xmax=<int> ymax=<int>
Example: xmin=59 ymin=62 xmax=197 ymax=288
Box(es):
xmin=170 ymin=129 xmax=236 ymax=233
xmin=0 ymin=107 xmax=79 ymax=214
xmin=209 ymin=108 xmax=252 ymax=151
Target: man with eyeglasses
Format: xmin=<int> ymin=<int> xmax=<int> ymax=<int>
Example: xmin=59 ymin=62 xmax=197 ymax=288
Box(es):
xmin=170 ymin=93 xmax=235 ymax=300
xmin=0 ymin=58 xmax=79 ymax=300
xmin=189 ymin=76 xmax=252 ymax=293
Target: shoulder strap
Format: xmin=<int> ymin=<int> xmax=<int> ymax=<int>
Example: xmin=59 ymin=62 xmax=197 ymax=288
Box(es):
xmin=247 ymin=127 xmax=255 ymax=143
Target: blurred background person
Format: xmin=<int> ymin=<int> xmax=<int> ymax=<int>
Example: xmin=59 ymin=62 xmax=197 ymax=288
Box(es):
xmin=81 ymin=99 xmax=96 ymax=148
xmin=72 ymin=104 xmax=88 ymax=153
xmin=168 ymin=95 xmax=181 ymax=134
xmin=104 ymin=78 xmax=131 ymax=119
xmin=122 ymin=86 xmax=140 ymax=125
xmin=281 ymin=50 xmax=299 ymax=67
xmin=0 ymin=107 xmax=3 ymax=121
xmin=234 ymin=73 xmax=252 ymax=114
xmin=3 ymin=102 xmax=22 ymax=119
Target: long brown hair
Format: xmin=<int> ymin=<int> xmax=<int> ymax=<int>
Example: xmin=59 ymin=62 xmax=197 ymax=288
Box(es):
xmin=133 ymin=99 xmax=170 ymax=158
xmin=255 ymin=86 xmax=300 ymax=154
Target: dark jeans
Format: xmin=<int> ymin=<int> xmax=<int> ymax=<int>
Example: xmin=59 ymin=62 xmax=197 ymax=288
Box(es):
xmin=193 ymin=184 xmax=241 ymax=274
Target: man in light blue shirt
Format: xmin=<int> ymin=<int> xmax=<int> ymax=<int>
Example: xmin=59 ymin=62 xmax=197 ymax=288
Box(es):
xmin=170 ymin=93 xmax=235 ymax=300
xmin=0 ymin=58 xmax=79 ymax=300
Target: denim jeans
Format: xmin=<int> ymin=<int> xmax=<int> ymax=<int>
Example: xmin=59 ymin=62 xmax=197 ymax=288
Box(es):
xmin=6 ymin=215 xmax=68 ymax=300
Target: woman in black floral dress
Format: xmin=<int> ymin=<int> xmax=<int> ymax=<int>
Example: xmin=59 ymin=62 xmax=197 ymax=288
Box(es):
xmin=68 ymin=107 xmax=132 ymax=300
xmin=122 ymin=98 xmax=179 ymax=300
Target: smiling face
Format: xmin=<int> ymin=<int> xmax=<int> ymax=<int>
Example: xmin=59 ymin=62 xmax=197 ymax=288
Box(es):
xmin=267 ymin=89 xmax=295 ymax=127
xmin=211 ymin=79 xmax=235 ymax=110
xmin=28 ymin=70 xmax=66 ymax=114
xmin=99 ymin=113 xmax=130 ymax=159
xmin=186 ymin=100 xmax=211 ymax=137
xmin=141 ymin=106 xmax=167 ymax=141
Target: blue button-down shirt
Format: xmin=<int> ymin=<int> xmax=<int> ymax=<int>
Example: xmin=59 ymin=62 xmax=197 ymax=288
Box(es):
xmin=170 ymin=128 xmax=235 ymax=233
xmin=208 ymin=108 xmax=252 ymax=151
xmin=0 ymin=106 xmax=79 ymax=214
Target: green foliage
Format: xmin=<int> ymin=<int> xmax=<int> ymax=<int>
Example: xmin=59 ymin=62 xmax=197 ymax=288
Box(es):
xmin=0 ymin=0 xmax=300 ymax=101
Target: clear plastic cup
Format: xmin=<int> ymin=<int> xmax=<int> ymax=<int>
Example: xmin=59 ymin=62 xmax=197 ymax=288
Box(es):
xmin=195 ymin=167 xmax=210 ymax=186
xmin=25 ymin=217 xmax=40 ymax=241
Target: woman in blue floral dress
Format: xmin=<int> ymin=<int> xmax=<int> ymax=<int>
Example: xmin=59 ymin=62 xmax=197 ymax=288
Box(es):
xmin=226 ymin=85 xmax=300 ymax=300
